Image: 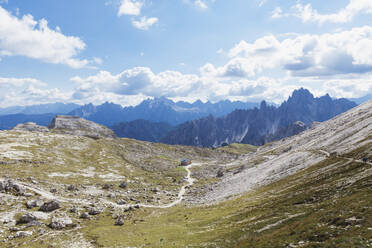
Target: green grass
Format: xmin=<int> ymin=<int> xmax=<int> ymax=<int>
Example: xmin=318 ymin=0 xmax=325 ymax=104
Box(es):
xmin=76 ymin=145 xmax=372 ymax=248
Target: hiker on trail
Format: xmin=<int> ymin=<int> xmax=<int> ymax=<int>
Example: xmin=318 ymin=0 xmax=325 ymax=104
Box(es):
xmin=362 ymin=157 xmax=368 ymax=163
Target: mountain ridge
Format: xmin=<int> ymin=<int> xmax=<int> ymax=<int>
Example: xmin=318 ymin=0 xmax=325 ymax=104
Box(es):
xmin=163 ymin=88 xmax=357 ymax=147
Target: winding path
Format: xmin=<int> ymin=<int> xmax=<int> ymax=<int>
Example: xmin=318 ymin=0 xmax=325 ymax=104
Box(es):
xmin=15 ymin=163 xmax=199 ymax=210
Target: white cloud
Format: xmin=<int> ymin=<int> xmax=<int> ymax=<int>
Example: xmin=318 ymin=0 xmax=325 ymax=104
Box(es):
xmin=184 ymin=0 xmax=215 ymax=10
xmin=277 ymin=0 xmax=372 ymax=24
xmin=93 ymin=57 xmax=103 ymax=65
xmin=0 ymin=77 xmax=47 ymax=87
xmin=194 ymin=0 xmax=208 ymax=9
xmin=118 ymin=0 xmax=143 ymax=16
xmin=131 ymin=16 xmax=158 ymax=30
xmin=211 ymin=26 xmax=372 ymax=78
xmin=0 ymin=6 xmax=89 ymax=68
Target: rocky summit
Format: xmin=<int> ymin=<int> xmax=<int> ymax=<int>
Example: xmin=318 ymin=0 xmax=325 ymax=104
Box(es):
xmin=49 ymin=115 xmax=116 ymax=139
xmin=12 ymin=122 xmax=49 ymax=133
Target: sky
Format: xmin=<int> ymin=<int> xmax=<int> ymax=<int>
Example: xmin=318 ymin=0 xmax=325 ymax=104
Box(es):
xmin=0 ymin=0 xmax=371 ymax=107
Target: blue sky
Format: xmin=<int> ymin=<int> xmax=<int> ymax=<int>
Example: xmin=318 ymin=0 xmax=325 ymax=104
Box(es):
xmin=0 ymin=0 xmax=371 ymax=107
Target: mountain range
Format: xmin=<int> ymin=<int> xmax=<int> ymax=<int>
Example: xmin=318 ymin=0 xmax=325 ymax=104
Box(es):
xmin=69 ymin=97 xmax=260 ymax=126
xmin=162 ymin=88 xmax=357 ymax=147
xmin=0 ymin=103 xmax=80 ymax=116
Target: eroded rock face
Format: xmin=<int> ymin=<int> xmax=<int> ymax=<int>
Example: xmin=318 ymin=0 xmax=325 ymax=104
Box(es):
xmin=49 ymin=115 xmax=116 ymax=139
xmin=12 ymin=122 xmax=49 ymax=132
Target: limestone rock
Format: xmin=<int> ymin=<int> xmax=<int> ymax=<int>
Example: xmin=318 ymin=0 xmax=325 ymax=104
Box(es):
xmin=17 ymin=213 xmax=37 ymax=225
xmin=48 ymin=216 xmax=73 ymax=230
xmin=26 ymin=198 xmax=44 ymax=209
xmin=12 ymin=122 xmax=49 ymax=132
xmin=39 ymin=200 xmax=61 ymax=212
xmin=49 ymin=115 xmax=116 ymax=139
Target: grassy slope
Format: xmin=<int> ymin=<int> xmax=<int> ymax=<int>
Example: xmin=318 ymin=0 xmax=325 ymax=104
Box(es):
xmin=2 ymin=132 xmax=371 ymax=248
xmin=73 ymin=143 xmax=371 ymax=248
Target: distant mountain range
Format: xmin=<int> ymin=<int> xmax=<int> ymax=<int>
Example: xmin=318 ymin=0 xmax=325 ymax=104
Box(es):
xmin=162 ymin=89 xmax=358 ymax=147
xmin=0 ymin=103 xmax=80 ymax=116
xmin=0 ymin=98 xmax=260 ymax=130
xmin=69 ymin=97 xmax=260 ymax=126
xmin=0 ymin=91 xmax=363 ymax=147
xmin=0 ymin=113 xmax=57 ymax=130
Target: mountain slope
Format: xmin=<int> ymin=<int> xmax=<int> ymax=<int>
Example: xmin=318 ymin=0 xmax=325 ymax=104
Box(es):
xmin=111 ymin=119 xmax=174 ymax=142
xmin=163 ymin=89 xmax=357 ymax=147
xmin=0 ymin=100 xmax=370 ymax=247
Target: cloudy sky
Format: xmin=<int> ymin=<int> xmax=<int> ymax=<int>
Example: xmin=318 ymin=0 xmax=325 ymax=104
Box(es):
xmin=0 ymin=0 xmax=371 ymax=107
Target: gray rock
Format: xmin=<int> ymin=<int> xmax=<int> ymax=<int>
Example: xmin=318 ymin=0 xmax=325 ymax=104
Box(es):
xmin=216 ymin=169 xmax=224 ymax=178
xmin=48 ymin=216 xmax=73 ymax=230
xmin=115 ymin=219 xmax=124 ymax=226
xmin=49 ymin=115 xmax=116 ymax=139
xmin=3 ymin=180 xmax=25 ymax=195
xmin=102 ymin=184 xmax=111 ymax=190
xmin=80 ymin=212 xmax=90 ymax=219
xmin=12 ymin=122 xmax=49 ymax=133
xmin=0 ymin=181 xmax=4 ymax=192
xmin=119 ymin=182 xmax=127 ymax=189
xmin=14 ymin=231 xmax=33 ymax=238
xmin=26 ymin=221 xmax=43 ymax=228
xmin=17 ymin=213 xmax=37 ymax=224
xmin=117 ymin=199 xmax=127 ymax=205
xmin=88 ymin=208 xmax=102 ymax=215
xmin=26 ymin=199 xmax=44 ymax=209
xmin=39 ymin=200 xmax=61 ymax=212
xmin=67 ymin=185 xmax=76 ymax=191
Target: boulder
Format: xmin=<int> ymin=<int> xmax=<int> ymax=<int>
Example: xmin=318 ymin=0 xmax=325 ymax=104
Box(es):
xmin=119 ymin=182 xmax=127 ymax=189
xmin=80 ymin=212 xmax=90 ymax=219
xmin=17 ymin=213 xmax=37 ymax=225
xmin=14 ymin=231 xmax=33 ymax=238
xmin=49 ymin=115 xmax=116 ymax=139
xmin=48 ymin=216 xmax=73 ymax=230
xmin=39 ymin=200 xmax=61 ymax=212
xmin=26 ymin=198 xmax=44 ymax=209
xmin=12 ymin=122 xmax=49 ymax=133
xmin=115 ymin=219 xmax=124 ymax=226
xmin=3 ymin=180 xmax=25 ymax=196
xmin=88 ymin=208 xmax=102 ymax=216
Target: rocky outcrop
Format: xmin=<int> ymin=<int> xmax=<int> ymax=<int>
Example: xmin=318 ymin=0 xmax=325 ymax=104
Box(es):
xmin=12 ymin=122 xmax=49 ymax=132
xmin=49 ymin=115 xmax=116 ymax=139
xmin=264 ymin=121 xmax=307 ymax=143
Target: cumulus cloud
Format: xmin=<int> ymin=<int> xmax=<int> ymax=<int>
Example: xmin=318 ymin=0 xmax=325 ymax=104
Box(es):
xmin=211 ymin=26 xmax=372 ymax=78
xmin=0 ymin=6 xmax=89 ymax=68
xmin=0 ymin=77 xmax=72 ymax=107
xmin=131 ymin=16 xmax=158 ymax=30
xmin=276 ymin=0 xmax=372 ymax=24
xmin=118 ymin=0 xmax=143 ymax=16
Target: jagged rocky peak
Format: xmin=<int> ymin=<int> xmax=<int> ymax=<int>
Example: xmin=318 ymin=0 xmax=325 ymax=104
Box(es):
xmin=288 ymin=88 xmax=314 ymax=103
xmin=49 ymin=115 xmax=116 ymax=139
xmin=12 ymin=122 xmax=49 ymax=133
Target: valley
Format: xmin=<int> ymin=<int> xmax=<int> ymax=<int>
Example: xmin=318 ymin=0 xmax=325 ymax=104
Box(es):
xmin=0 ymin=99 xmax=370 ymax=247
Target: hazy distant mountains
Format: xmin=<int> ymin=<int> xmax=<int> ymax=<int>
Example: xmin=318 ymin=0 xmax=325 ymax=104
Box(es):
xmin=0 ymin=91 xmax=362 ymax=147
xmin=69 ymin=97 xmax=260 ymax=126
xmin=0 ymin=103 xmax=80 ymax=116
xmin=0 ymin=98 xmax=260 ymax=130
xmin=162 ymin=89 xmax=358 ymax=147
